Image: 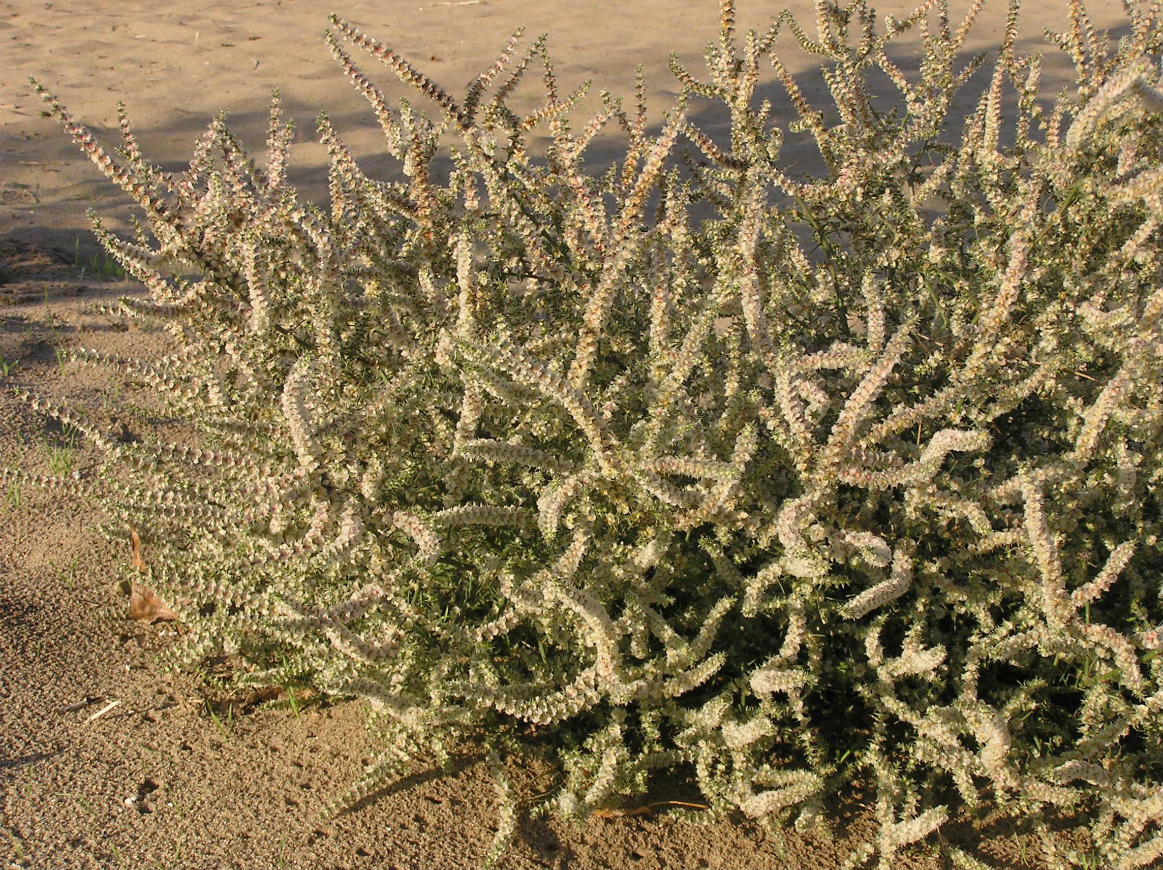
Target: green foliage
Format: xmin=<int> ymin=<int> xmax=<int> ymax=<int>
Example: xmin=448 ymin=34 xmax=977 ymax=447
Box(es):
xmin=10 ymin=0 xmax=1163 ymax=865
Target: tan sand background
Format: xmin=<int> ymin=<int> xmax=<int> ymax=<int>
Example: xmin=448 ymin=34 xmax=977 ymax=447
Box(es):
xmin=0 ymin=0 xmax=1143 ymax=867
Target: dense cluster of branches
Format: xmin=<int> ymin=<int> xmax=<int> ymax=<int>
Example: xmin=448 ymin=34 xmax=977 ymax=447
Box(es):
xmin=9 ymin=0 xmax=1162 ymax=865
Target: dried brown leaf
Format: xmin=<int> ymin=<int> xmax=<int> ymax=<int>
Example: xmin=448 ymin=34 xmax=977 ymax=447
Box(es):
xmin=127 ymin=524 xmax=177 ymax=622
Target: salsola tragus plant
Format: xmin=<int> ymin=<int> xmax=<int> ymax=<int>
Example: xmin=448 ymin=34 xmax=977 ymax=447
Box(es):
xmin=8 ymin=0 xmax=1163 ymax=865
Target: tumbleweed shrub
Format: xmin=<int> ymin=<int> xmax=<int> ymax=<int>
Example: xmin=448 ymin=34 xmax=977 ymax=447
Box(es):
xmin=9 ymin=0 xmax=1163 ymax=865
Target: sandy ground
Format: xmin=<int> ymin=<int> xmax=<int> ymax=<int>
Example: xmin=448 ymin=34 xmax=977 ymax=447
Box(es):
xmin=0 ymin=0 xmax=1147 ymax=867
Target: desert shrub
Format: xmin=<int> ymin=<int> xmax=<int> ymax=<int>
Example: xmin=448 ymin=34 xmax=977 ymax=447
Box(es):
xmin=9 ymin=0 xmax=1163 ymax=865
